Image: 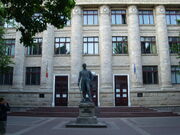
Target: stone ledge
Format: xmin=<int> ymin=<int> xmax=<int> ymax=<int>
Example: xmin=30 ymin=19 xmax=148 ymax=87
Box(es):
xmin=76 ymin=0 xmax=180 ymax=5
xmin=66 ymin=121 xmax=107 ymax=128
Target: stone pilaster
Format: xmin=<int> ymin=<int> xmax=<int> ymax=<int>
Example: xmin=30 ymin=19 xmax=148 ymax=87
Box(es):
xmin=127 ymin=5 xmax=143 ymax=89
xmin=155 ymin=5 xmax=172 ymax=88
xmin=41 ymin=25 xmax=54 ymax=89
xmin=13 ymin=31 xmax=25 ymax=89
xmin=70 ymin=6 xmax=83 ymax=92
xmin=99 ymin=5 xmax=113 ymax=106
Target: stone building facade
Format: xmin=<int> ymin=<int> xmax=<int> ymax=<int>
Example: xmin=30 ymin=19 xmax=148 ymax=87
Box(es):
xmin=0 ymin=0 xmax=180 ymax=107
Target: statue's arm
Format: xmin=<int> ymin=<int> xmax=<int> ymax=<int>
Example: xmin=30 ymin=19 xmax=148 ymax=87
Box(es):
xmin=78 ymin=72 xmax=81 ymax=86
xmin=90 ymin=71 xmax=94 ymax=81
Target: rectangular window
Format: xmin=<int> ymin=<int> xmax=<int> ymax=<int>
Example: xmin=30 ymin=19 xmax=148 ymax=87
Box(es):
xmin=143 ymin=66 xmax=158 ymax=84
xmin=166 ymin=10 xmax=180 ymax=25
xmin=27 ymin=38 xmax=42 ymax=55
xmin=171 ymin=66 xmax=180 ymax=84
xmin=168 ymin=37 xmax=180 ymax=54
xmin=26 ymin=67 xmax=41 ymax=85
xmin=83 ymin=37 xmax=99 ymax=55
xmin=111 ymin=10 xmax=126 ymax=24
xmin=65 ymin=20 xmax=71 ymax=26
xmin=112 ymin=36 xmax=128 ymax=54
xmin=4 ymin=19 xmax=17 ymax=28
xmin=4 ymin=39 xmax=15 ymax=56
xmin=139 ymin=10 xmax=154 ymax=24
xmin=83 ymin=10 xmax=98 ymax=25
xmin=54 ymin=37 xmax=70 ymax=54
xmin=141 ymin=37 xmax=156 ymax=54
xmin=0 ymin=67 xmax=13 ymax=85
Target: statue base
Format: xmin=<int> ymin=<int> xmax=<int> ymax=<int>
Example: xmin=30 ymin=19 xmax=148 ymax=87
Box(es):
xmin=66 ymin=102 xmax=107 ymax=128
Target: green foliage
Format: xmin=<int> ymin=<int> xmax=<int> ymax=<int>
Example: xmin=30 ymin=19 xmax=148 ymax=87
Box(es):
xmin=0 ymin=2 xmax=14 ymax=73
xmin=0 ymin=0 xmax=75 ymax=71
xmin=1 ymin=0 xmax=75 ymax=46
xmin=0 ymin=40 xmax=14 ymax=74
xmin=113 ymin=42 xmax=128 ymax=54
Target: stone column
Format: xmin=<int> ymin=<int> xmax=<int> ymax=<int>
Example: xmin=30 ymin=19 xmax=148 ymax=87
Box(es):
xmin=70 ymin=6 xmax=83 ymax=90
xmin=69 ymin=6 xmax=83 ymax=105
xmin=41 ymin=24 xmax=54 ymax=89
xmin=155 ymin=5 xmax=172 ymax=88
xmin=99 ymin=5 xmax=113 ymax=106
xmin=127 ymin=5 xmax=143 ymax=88
xmin=13 ymin=31 xmax=25 ymax=89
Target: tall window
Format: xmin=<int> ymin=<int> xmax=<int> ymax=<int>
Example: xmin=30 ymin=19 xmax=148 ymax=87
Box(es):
xmin=26 ymin=67 xmax=41 ymax=85
xmin=27 ymin=38 xmax=42 ymax=55
xmin=0 ymin=67 xmax=13 ymax=85
xmin=143 ymin=66 xmax=158 ymax=84
xmin=166 ymin=10 xmax=180 ymax=25
xmin=112 ymin=36 xmax=128 ymax=54
xmin=4 ymin=39 xmax=15 ymax=56
xmin=54 ymin=37 xmax=70 ymax=54
xmin=83 ymin=10 xmax=98 ymax=25
xmin=168 ymin=37 xmax=180 ymax=54
xmin=171 ymin=66 xmax=180 ymax=84
xmin=111 ymin=10 xmax=126 ymax=24
xmin=4 ymin=19 xmax=17 ymax=28
xmin=83 ymin=37 xmax=99 ymax=55
xmin=141 ymin=37 xmax=156 ymax=54
xmin=139 ymin=10 xmax=154 ymax=24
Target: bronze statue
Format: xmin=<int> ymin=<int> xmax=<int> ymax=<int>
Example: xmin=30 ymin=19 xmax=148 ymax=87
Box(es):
xmin=78 ymin=63 xmax=94 ymax=102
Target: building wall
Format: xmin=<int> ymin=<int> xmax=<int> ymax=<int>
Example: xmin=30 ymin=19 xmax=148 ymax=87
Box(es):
xmin=0 ymin=0 xmax=180 ymax=107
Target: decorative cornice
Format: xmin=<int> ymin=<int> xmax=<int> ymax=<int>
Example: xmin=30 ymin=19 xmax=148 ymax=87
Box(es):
xmin=99 ymin=5 xmax=110 ymax=15
xmin=155 ymin=5 xmax=166 ymax=15
xmin=75 ymin=0 xmax=180 ymax=5
xmin=72 ymin=6 xmax=82 ymax=15
xmin=128 ymin=5 xmax=138 ymax=15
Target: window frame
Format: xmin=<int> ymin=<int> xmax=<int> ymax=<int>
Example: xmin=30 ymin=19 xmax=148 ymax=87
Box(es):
xmin=171 ymin=66 xmax=180 ymax=84
xmin=27 ymin=38 xmax=42 ymax=56
xmin=112 ymin=36 xmax=128 ymax=54
xmin=0 ymin=67 xmax=13 ymax=85
xmin=166 ymin=10 xmax=180 ymax=25
xmin=4 ymin=19 xmax=17 ymax=28
xmin=143 ymin=66 xmax=158 ymax=84
xmin=26 ymin=67 xmax=41 ymax=85
xmin=83 ymin=37 xmax=99 ymax=55
xmin=111 ymin=10 xmax=126 ymax=25
xmin=54 ymin=37 xmax=71 ymax=55
xmin=83 ymin=10 xmax=98 ymax=25
xmin=168 ymin=37 xmax=180 ymax=54
xmin=139 ymin=10 xmax=154 ymax=25
xmin=141 ymin=36 xmax=156 ymax=54
xmin=4 ymin=39 xmax=15 ymax=56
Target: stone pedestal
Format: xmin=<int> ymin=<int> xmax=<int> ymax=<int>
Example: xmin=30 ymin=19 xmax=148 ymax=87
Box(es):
xmin=66 ymin=102 xmax=107 ymax=128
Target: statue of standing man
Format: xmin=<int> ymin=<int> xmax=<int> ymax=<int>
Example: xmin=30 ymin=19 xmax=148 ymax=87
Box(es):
xmin=78 ymin=63 xmax=94 ymax=102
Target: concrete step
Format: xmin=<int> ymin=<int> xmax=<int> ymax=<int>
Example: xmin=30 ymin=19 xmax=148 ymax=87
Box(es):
xmin=9 ymin=106 xmax=179 ymax=117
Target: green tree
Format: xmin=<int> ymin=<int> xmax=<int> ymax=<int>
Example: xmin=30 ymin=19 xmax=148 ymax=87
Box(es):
xmin=1 ymin=0 xmax=75 ymax=46
xmin=0 ymin=2 xmax=14 ymax=73
xmin=0 ymin=0 xmax=75 ymax=71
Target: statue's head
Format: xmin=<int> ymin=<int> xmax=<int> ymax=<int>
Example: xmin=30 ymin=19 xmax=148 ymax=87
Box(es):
xmin=82 ymin=63 xmax=86 ymax=69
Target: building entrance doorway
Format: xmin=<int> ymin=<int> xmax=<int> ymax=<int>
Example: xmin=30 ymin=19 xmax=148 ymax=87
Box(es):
xmin=55 ymin=76 xmax=68 ymax=106
xmin=114 ymin=75 xmax=128 ymax=106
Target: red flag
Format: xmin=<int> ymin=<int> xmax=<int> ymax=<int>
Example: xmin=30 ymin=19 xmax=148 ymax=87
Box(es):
xmin=46 ymin=63 xmax=48 ymax=78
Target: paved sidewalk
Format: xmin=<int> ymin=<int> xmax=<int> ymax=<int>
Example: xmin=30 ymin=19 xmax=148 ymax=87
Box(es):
xmin=4 ymin=116 xmax=180 ymax=135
